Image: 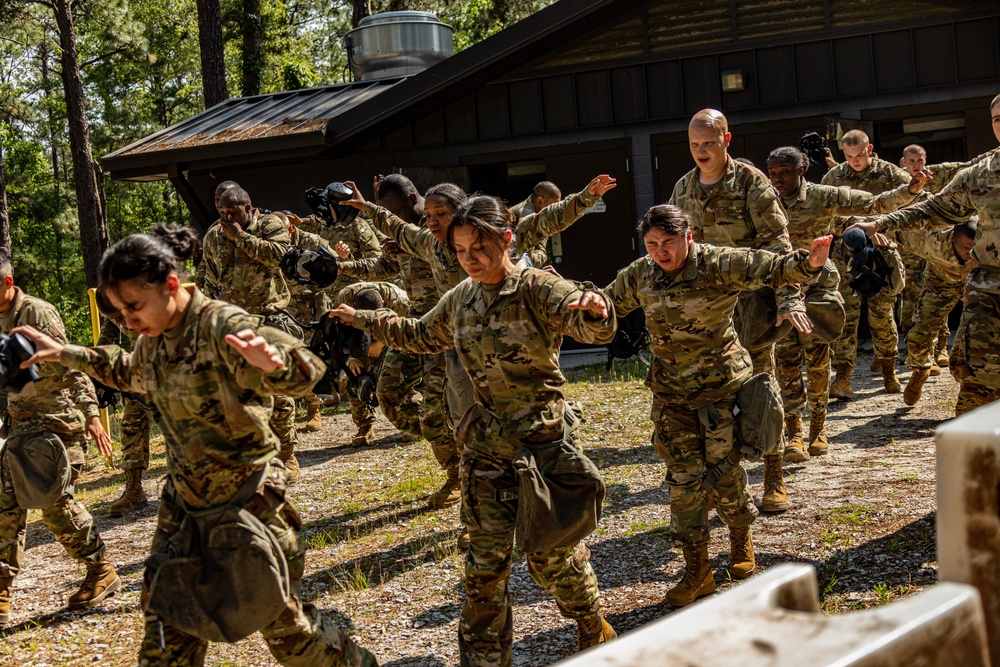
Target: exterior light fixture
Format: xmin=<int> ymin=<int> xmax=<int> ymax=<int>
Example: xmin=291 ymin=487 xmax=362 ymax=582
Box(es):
xmin=721 ymin=70 xmax=746 ymax=93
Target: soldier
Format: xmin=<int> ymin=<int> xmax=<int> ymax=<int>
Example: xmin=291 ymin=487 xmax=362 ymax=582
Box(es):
xmin=847 ymin=92 xmax=1000 ymax=416
xmin=200 ymin=186 xmax=303 ymax=480
xmin=512 ymin=181 xmax=564 ymax=266
xmin=332 ymin=195 xmax=618 ymax=666
xmin=668 ymin=108 xmax=804 ymax=512
xmin=16 ymin=225 xmax=378 ymax=666
xmin=96 ymin=307 xmax=152 ymax=516
xmin=766 ymin=146 xmax=924 ymax=460
xmin=193 ymin=179 xmax=240 ymax=290
xmin=604 ymin=204 xmax=832 ymax=607
xmin=0 ymin=249 xmax=119 ymax=625
xmin=822 ymin=129 xmax=912 ymax=397
xmin=888 ymin=219 xmax=977 ymax=405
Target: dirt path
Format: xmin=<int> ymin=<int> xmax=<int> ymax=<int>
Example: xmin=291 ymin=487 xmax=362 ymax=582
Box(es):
xmin=0 ymin=353 xmax=953 ymax=666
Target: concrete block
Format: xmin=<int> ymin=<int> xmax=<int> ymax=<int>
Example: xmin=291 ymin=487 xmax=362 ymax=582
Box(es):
xmin=554 ymin=564 xmax=988 ymax=666
xmin=938 ymin=401 xmax=1000 ymax=664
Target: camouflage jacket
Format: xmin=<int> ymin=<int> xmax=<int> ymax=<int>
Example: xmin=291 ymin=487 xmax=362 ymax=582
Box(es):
xmin=669 ymin=155 xmax=802 ymax=314
xmin=0 ymin=288 xmax=99 ymax=438
xmin=604 ymin=244 xmax=821 ymax=408
xmin=780 ymin=179 xmax=917 ymax=250
xmin=821 ymin=155 xmax=911 ymax=196
xmin=353 ymin=260 xmax=616 ymax=460
xmin=333 ymin=281 xmax=410 ymax=316
xmin=298 ymin=213 xmax=382 ymax=295
xmin=888 ymin=228 xmax=972 ymax=287
xmin=199 ymin=209 xmax=291 ymax=314
xmin=60 ymin=288 xmax=325 ymax=509
xmin=924 ymin=149 xmax=998 ymax=193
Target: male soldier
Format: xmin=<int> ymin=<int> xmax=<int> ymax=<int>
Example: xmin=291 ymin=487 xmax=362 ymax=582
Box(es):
xmin=96 ymin=308 xmax=152 ymax=516
xmin=822 ymin=129 xmax=913 ymax=397
xmin=0 ymin=250 xmax=120 ymax=624
xmin=512 ymin=181 xmax=564 ymax=265
xmin=668 ymin=108 xmax=805 ymax=513
xmin=200 ymin=186 xmax=303 ymax=479
xmin=605 ymin=204 xmax=833 ymax=606
xmin=767 ymin=146 xmax=924 ymax=460
xmin=886 ymin=219 xmax=977 ymax=405
xmin=194 ymin=180 xmax=239 ymax=290
xmin=848 ymin=93 xmax=1000 ymax=416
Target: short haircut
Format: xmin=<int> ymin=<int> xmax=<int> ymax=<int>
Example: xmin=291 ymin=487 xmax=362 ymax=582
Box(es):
xmin=446 ymin=195 xmax=513 ymax=254
xmin=215 ymin=180 xmax=239 ymax=195
xmin=903 ymin=144 xmax=926 ymax=157
xmin=353 ymin=288 xmax=383 ymax=310
xmin=0 ymin=248 xmax=12 ymax=280
xmin=689 ymin=109 xmax=728 ymax=135
xmin=425 ymin=183 xmax=468 ymax=211
xmin=991 ymin=93 xmax=1000 ymax=111
xmin=379 ymin=174 xmax=420 ymax=200
xmin=532 ymin=181 xmax=560 ymax=200
xmin=955 ymin=216 xmax=978 ymax=240
xmin=766 ymin=146 xmax=809 ymax=171
xmin=218 ymin=187 xmax=251 ymax=208
xmin=637 ymin=204 xmax=691 ymax=237
xmin=841 ymin=129 xmax=870 ymax=147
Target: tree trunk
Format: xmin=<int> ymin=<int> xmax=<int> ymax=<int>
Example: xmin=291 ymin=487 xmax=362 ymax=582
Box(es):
xmin=241 ymin=0 xmax=262 ymax=97
xmin=352 ymin=0 xmax=371 ymax=28
xmin=0 ymin=145 xmax=10 ymax=255
xmin=195 ymin=0 xmax=228 ymax=108
xmin=51 ymin=0 xmax=107 ymax=288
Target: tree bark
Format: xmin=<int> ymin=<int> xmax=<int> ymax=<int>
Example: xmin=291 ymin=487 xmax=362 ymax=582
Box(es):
xmin=352 ymin=0 xmax=371 ymax=28
xmin=241 ymin=0 xmax=262 ymax=97
xmin=195 ymin=0 xmax=228 ymax=108
xmin=0 ymin=145 xmax=11 ymax=255
xmin=51 ymin=0 xmax=107 ymax=288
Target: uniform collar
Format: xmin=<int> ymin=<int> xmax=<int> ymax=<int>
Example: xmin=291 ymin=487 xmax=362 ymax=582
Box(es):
xmin=646 ymin=244 xmax=700 ymax=285
xmin=460 ymin=258 xmax=529 ymax=306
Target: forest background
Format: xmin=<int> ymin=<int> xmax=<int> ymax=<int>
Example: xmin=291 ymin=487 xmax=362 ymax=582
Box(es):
xmin=0 ymin=0 xmax=553 ymax=342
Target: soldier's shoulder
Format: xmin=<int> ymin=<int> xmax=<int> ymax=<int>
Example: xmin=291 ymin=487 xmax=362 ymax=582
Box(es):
xmin=17 ymin=293 xmax=62 ymax=326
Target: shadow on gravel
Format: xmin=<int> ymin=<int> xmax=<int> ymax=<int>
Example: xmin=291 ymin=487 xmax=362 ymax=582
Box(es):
xmin=410 ymin=601 xmax=462 ymax=628
xmin=1 ymin=599 xmax=142 ymax=636
xmin=382 ymin=658 xmax=447 ymax=667
xmin=301 ymin=499 xmax=433 ymax=545
xmin=831 ymin=412 xmax=940 ymax=450
xmin=602 ymin=483 xmax=669 ymax=516
xmin=75 ymin=463 xmax=168 ymax=494
xmin=299 ymin=434 xmax=408 ymax=468
xmin=587 ymin=444 xmax=660 ymax=470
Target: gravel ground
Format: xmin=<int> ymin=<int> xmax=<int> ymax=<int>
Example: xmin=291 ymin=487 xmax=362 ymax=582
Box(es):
xmin=0 ymin=353 xmax=952 ymax=666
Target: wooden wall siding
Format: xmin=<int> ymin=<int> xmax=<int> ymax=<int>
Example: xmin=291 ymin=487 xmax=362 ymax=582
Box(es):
xmin=378 ymin=16 xmax=1000 ymax=152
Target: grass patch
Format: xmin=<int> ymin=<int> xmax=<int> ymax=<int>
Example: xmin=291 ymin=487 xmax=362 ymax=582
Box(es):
xmin=829 ymin=504 xmax=875 ymax=524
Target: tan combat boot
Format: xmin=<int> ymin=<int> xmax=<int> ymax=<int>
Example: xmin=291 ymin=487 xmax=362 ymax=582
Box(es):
xmin=430 ymin=465 xmax=461 ymax=509
xmin=664 ymin=542 xmax=715 ymax=607
xmin=904 ymin=368 xmax=931 ymax=406
xmin=0 ymin=574 xmax=12 ymax=625
xmin=829 ymin=365 xmax=854 ymax=400
xmin=879 ymin=358 xmax=901 ymax=393
xmin=352 ymin=424 xmax=373 ymax=446
xmin=761 ymin=454 xmax=788 ymax=512
xmin=807 ymin=410 xmax=829 ymax=456
xmin=279 ymin=442 xmax=300 ymax=482
xmin=457 ymin=529 xmax=471 ymax=550
xmin=304 ymin=395 xmax=322 ymax=432
xmin=783 ymin=413 xmax=810 ymax=463
xmin=936 ymin=335 xmax=950 ymax=367
xmin=109 ymin=468 xmax=147 ymax=518
xmin=727 ymin=525 xmax=755 ymax=580
xmin=67 ymin=561 xmax=120 ymax=610
xmin=869 ymin=358 xmax=880 ymax=373
xmin=577 ymin=613 xmax=617 ymax=651
xmin=929 ymin=361 xmax=942 ymax=376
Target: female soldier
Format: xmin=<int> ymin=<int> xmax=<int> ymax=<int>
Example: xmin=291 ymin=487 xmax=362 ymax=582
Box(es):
xmin=604 ymin=205 xmax=832 ymax=607
xmin=15 ymin=225 xmax=377 ymax=667
xmin=332 ymin=196 xmax=618 ymax=666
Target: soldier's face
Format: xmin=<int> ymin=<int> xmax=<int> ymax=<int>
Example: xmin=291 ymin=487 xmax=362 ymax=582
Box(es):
xmin=688 ymin=126 xmax=731 ymax=178
xmin=379 ymin=191 xmax=417 ymax=224
xmin=643 ymin=228 xmax=692 ymax=273
xmin=106 ymin=276 xmax=184 ymax=337
xmin=901 ymin=151 xmax=926 ymax=176
xmin=452 ymin=224 xmax=513 ymax=285
xmin=953 ymin=234 xmax=975 ymax=262
xmin=767 ymin=162 xmax=803 ymax=197
xmin=218 ymin=203 xmax=251 ymax=228
xmin=843 ymin=143 xmax=872 ymax=171
xmin=992 ymin=103 xmax=1000 ymax=143
xmin=424 ymin=195 xmax=456 ymax=242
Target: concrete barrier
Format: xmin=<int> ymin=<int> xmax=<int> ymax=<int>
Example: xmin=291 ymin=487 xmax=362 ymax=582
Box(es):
xmin=938 ymin=400 xmax=1000 ymax=664
xmin=553 ymin=563 xmax=988 ymax=666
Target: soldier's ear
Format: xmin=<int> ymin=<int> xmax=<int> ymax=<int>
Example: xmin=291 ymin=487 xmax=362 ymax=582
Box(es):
xmin=724 ymin=132 xmax=732 ymax=146
xmin=165 ymin=274 xmax=180 ymax=294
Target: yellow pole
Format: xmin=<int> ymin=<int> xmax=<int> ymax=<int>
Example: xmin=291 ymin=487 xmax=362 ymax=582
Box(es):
xmin=87 ymin=288 xmax=111 ymax=438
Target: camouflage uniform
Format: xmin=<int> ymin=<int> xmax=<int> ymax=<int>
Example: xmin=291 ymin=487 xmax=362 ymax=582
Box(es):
xmin=297 ymin=214 xmax=382 ymax=307
xmin=821 ymin=155 xmax=911 ymax=370
xmin=886 ymin=228 xmax=972 ymax=370
xmin=604 ymin=244 xmax=821 ymax=546
xmin=199 ymin=209 xmax=299 ymax=459
xmin=61 ymin=287 xmax=376 ymax=667
xmin=332 ymin=282 xmax=410 ymax=434
xmin=776 ymin=179 xmax=916 ymax=417
xmin=858 ymin=151 xmax=1000 ymax=414
xmin=353 ymin=260 xmax=615 ymax=667
xmin=0 ymin=288 xmax=106 ymax=578
xmin=97 ymin=320 xmax=151 ymax=471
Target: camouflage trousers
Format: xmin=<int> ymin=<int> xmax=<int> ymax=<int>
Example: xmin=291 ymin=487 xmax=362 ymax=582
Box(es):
xmin=0 ymin=432 xmax=105 ymax=576
xmin=120 ymin=393 xmax=152 ymax=471
xmin=138 ymin=468 xmax=377 ymax=667
xmin=349 ymin=351 xmax=387 ymax=431
xmin=265 ymin=313 xmax=304 ymax=450
xmin=651 ymin=395 xmax=757 ymax=547
xmin=949 ymin=274 xmax=1000 ymax=393
xmin=377 ymin=348 xmax=424 ymax=436
xmin=832 ymin=273 xmax=898 ymax=368
xmin=445 ymin=349 xmax=477 ymax=427
xmin=458 ymin=451 xmax=600 ymax=667
xmin=906 ymin=281 xmax=963 ymax=370
xmin=775 ymin=335 xmax=830 ymax=417
xmin=898 ymin=254 xmax=926 ymax=340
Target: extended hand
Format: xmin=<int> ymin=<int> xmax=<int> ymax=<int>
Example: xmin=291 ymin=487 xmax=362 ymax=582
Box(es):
xmin=341 ymin=181 xmax=366 ymax=210
xmin=335 ymin=241 xmax=351 ymax=259
xmin=373 ymin=174 xmax=384 ymax=198
xmin=908 ymin=169 xmax=932 ymax=194
xmin=567 ymin=291 xmax=609 ymax=319
xmin=808 ymin=234 xmax=833 ymax=267
xmin=225 ymin=329 xmax=286 ymax=372
xmin=331 ymin=305 xmax=357 ymax=326
xmin=587 ymin=174 xmax=617 ymax=197
xmin=347 ymin=358 xmax=364 ymax=375
xmin=85 ymin=415 xmax=114 ymax=458
xmin=11 ymin=325 xmax=65 ymax=367
xmin=846 ymin=220 xmax=880 ymax=237
xmin=777 ymin=310 xmax=814 ymax=335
